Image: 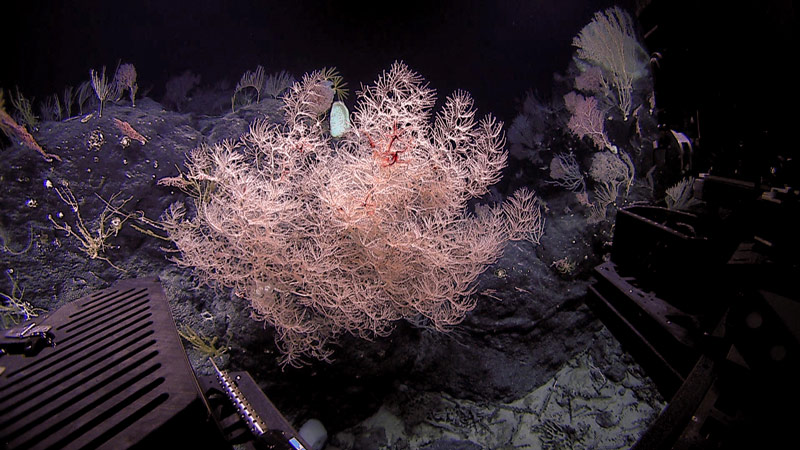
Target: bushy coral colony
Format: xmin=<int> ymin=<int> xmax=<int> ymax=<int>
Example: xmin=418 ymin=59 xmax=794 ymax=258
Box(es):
xmin=162 ymin=63 xmax=545 ymax=366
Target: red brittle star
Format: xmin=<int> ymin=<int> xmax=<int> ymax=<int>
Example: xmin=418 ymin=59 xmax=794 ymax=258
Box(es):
xmin=367 ymin=120 xmax=408 ymax=167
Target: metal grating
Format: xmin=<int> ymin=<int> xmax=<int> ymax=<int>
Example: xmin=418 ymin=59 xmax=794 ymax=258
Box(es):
xmin=0 ymin=278 xmax=203 ymax=450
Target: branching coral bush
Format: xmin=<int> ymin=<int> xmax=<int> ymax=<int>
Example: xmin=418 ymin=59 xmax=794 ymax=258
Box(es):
xmin=564 ymin=91 xmax=615 ymax=152
xmin=161 ymin=62 xmax=544 ymax=366
xmin=665 ymin=177 xmax=700 ymax=211
xmin=586 ymin=150 xmax=635 ymax=221
xmin=548 ymin=152 xmax=585 ymax=193
xmin=114 ymin=63 xmax=138 ymax=107
xmin=48 ymin=184 xmax=132 ymax=271
xmin=572 ymin=6 xmax=649 ymax=120
xmin=507 ymin=92 xmax=553 ymax=164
